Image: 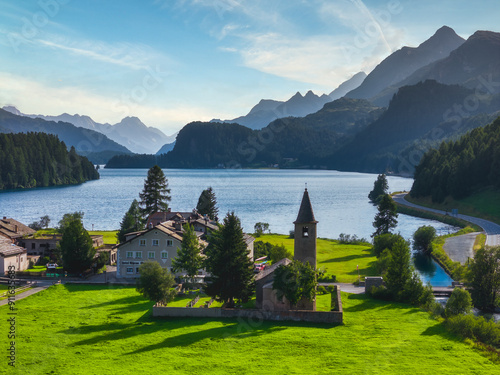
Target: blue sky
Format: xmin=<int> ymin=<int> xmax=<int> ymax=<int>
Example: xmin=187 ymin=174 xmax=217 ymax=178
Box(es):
xmin=0 ymin=0 xmax=498 ymax=135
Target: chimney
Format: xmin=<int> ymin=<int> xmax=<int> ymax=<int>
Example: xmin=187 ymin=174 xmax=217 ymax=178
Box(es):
xmin=168 ymin=208 xmax=171 ymax=213
xmin=3 ymin=216 xmax=6 ymax=220
xmin=14 ymin=225 xmax=18 ymax=233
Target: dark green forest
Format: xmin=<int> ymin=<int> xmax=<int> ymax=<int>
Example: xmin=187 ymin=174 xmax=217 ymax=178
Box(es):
xmin=410 ymin=116 xmax=500 ymax=202
xmin=0 ymin=132 xmax=99 ymax=190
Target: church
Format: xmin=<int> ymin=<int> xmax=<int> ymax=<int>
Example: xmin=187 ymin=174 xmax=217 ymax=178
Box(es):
xmin=255 ymin=188 xmax=318 ymax=311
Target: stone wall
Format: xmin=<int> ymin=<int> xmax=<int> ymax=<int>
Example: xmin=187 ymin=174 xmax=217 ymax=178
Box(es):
xmin=365 ymin=276 xmax=384 ymax=294
xmin=153 ymin=287 xmax=343 ymax=324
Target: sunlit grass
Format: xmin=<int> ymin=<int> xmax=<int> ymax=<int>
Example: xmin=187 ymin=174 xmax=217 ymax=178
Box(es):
xmin=259 ymin=234 xmax=377 ymax=283
xmin=1 ymin=284 xmax=497 ymax=374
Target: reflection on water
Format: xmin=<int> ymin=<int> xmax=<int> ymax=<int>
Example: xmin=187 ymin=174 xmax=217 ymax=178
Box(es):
xmin=412 ymin=251 xmax=453 ymax=287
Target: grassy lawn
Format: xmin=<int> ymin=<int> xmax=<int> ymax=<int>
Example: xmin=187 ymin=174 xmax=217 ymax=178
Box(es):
xmin=1 ymin=284 xmax=497 ymax=374
xmin=89 ymin=230 xmax=119 ymax=245
xmin=406 ymin=188 xmax=500 ymax=225
xmin=259 ymin=234 xmax=376 ymax=283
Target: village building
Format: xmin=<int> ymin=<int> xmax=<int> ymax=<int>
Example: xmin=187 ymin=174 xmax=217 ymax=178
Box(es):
xmin=116 ymin=211 xmax=254 ymax=278
xmin=0 ymin=217 xmax=35 ymax=243
xmin=256 ymin=188 xmax=318 ymax=311
xmin=0 ymin=238 xmax=28 ymax=275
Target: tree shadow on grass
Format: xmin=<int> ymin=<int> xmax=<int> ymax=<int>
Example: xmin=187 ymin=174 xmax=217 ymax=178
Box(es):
xmin=63 ymin=284 xmax=134 ymax=293
xmin=125 ymin=321 xmax=287 ymax=354
xmin=343 ymin=294 xmax=419 ymax=313
xmin=321 ymin=253 xmax=373 ymax=263
xmin=81 ymin=295 xmax=148 ymax=310
xmin=420 ymin=321 xmax=464 ymax=344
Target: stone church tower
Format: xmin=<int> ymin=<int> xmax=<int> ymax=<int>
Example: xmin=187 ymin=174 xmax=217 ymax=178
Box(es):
xmin=294 ymin=188 xmax=318 ymax=268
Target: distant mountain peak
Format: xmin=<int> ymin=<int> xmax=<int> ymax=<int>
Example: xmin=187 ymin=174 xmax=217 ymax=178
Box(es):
xmin=2 ymin=106 xmax=22 ymax=116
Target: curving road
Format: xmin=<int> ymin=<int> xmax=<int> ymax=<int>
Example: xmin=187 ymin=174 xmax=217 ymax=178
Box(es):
xmin=393 ymin=194 xmax=500 ymax=248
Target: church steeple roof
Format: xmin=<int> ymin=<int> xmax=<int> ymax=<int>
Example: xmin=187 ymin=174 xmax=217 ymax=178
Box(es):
xmin=294 ymin=188 xmax=318 ymax=224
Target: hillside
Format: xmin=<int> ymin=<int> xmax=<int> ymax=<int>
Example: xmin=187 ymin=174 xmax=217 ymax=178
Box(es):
xmin=0 ymin=108 xmax=131 ymax=164
xmin=346 ymin=26 xmax=465 ymax=101
xmin=106 ymin=98 xmax=381 ymax=169
xmin=410 ymin=116 xmax=500 ymax=202
xmin=0 ymin=132 xmax=99 ymax=190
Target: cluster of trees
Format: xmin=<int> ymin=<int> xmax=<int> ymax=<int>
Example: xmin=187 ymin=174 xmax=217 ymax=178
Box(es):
xmin=0 ymin=132 xmax=99 ymax=190
xmin=254 ymin=241 xmax=292 ymax=263
xmin=117 ymin=165 xmax=220 ymax=242
xmin=411 ymin=116 xmax=500 ymax=202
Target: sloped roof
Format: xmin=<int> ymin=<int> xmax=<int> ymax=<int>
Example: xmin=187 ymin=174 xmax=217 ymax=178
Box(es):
xmin=0 ymin=218 xmax=36 ymax=240
xmin=0 ymin=238 xmax=27 ymax=257
xmin=294 ymin=189 xmax=318 ymax=224
xmin=255 ymin=258 xmax=292 ymax=281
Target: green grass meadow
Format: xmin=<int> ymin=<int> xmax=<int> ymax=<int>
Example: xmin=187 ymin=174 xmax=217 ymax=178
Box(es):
xmin=1 ymin=284 xmax=498 ymax=374
xmin=259 ymin=234 xmax=376 ymax=283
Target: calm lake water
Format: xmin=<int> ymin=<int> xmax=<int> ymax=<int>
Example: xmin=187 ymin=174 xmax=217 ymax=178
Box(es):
xmin=0 ymin=168 xmax=456 ymax=285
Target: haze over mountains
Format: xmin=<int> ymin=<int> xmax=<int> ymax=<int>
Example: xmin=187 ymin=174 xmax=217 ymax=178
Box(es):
xmin=2 ymin=106 xmax=176 ymax=155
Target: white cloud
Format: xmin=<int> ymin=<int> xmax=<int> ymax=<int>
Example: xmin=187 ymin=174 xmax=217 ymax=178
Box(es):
xmin=0 ymin=72 xmax=211 ymax=134
xmin=36 ymin=37 xmax=175 ymax=71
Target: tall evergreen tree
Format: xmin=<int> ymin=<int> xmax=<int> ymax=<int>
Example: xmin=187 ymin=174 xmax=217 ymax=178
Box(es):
xmin=117 ymin=199 xmax=143 ymax=243
xmin=196 ymin=187 xmax=219 ymax=221
xmin=59 ymin=215 xmax=95 ymax=274
xmin=469 ymin=246 xmax=500 ymax=312
xmin=139 ymin=165 xmax=171 ymax=221
xmin=204 ymin=212 xmax=255 ymax=307
xmin=172 ymin=223 xmax=204 ymax=285
xmin=372 ymin=194 xmax=398 ymax=237
xmin=368 ymin=174 xmax=389 ymax=203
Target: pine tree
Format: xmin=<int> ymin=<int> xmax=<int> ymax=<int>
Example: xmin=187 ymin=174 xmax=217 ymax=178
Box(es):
xmin=372 ymin=194 xmax=398 ymax=237
xmin=196 ymin=187 xmax=219 ymax=221
xmin=59 ymin=215 xmax=96 ymax=274
xmin=172 ymin=223 xmax=204 ymax=285
xmin=368 ymin=174 xmax=389 ymax=203
xmin=117 ymin=199 xmax=143 ymax=243
xmin=139 ymin=165 xmax=171 ymax=221
xmin=204 ymin=212 xmax=255 ymax=307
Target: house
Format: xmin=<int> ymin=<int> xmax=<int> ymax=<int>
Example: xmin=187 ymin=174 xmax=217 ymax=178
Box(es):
xmin=0 ymin=238 xmax=28 ymax=275
xmin=116 ymin=211 xmax=255 ymax=279
xmin=20 ymin=234 xmax=104 ymax=257
xmin=116 ymin=220 xmax=207 ymax=278
xmin=0 ymin=217 xmax=35 ymax=243
xmin=255 ymin=188 xmax=318 ymax=311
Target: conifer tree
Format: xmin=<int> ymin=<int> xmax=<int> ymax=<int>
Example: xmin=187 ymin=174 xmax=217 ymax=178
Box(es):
xmin=59 ymin=215 xmax=95 ymax=274
xmin=172 ymin=223 xmax=204 ymax=285
xmin=372 ymin=194 xmax=398 ymax=237
xmin=196 ymin=186 xmax=219 ymax=221
xmin=368 ymin=174 xmax=389 ymax=203
xmin=204 ymin=212 xmax=255 ymax=307
xmin=117 ymin=199 xmax=143 ymax=243
xmin=139 ymin=165 xmax=171 ymax=220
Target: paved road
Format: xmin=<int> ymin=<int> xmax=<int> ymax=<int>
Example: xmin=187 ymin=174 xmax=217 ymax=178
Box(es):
xmin=442 ymin=232 xmax=480 ymax=264
xmin=0 ymin=280 xmax=55 ymax=307
xmin=319 ymin=282 xmax=365 ymax=294
xmin=393 ymin=193 xmax=500 ymax=248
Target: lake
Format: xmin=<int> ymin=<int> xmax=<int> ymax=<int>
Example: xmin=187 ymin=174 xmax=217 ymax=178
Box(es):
xmin=0 ymin=168 xmax=457 ymax=285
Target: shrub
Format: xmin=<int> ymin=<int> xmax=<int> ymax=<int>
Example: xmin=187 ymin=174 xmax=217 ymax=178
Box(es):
xmin=368 ymin=285 xmax=392 ymax=300
xmin=372 ymin=233 xmax=399 ymax=257
xmin=445 ymin=288 xmax=472 ymax=317
xmin=317 ymin=285 xmax=328 ymax=295
xmin=426 ymin=300 xmax=445 ymax=318
xmin=338 ymin=233 xmax=368 ymax=245
xmin=446 ymin=315 xmax=500 ymax=348
xmin=413 ymin=225 xmax=436 ymax=254
xmin=288 ymin=230 xmax=294 ymax=239
xmin=37 ymin=256 xmax=51 ymax=266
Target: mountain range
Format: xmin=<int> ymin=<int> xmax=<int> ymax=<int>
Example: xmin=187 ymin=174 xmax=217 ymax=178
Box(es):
xmin=107 ymin=27 xmax=500 ymax=174
xmin=346 ymin=26 xmax=466 ymax=105
xmin=2 ymin=106 xmax=176 ymax=155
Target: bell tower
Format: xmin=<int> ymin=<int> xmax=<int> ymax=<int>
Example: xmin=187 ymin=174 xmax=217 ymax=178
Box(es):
xmin=294 ymin=188 xmax=318 ymax=268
